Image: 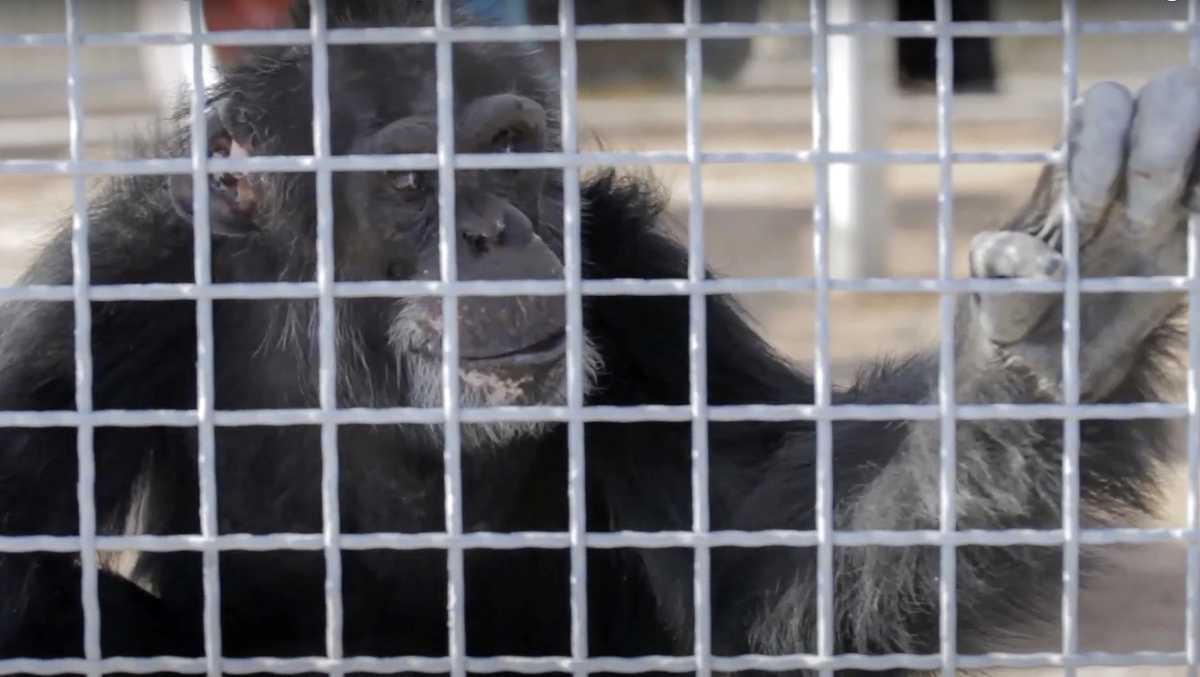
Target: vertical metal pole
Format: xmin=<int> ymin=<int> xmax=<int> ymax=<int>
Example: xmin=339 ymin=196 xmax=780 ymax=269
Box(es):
xmin=185 ymin=1 xmax=222 ymax=674
xmin=308 ymin=0 xmax=345 ymax=672
xmin=135 ymin=0 xmax=216 ymax=112
xmin=683 ymin=2 xmax=711 ymax=676
xmin=1059 ymin=1 xmax=1082 ymax=674
xmin=810 ymin=1 xmax=835 ymax=674
xmin=65 ymin=1 xmax=100 ymax=674
xmin=1187 ymin=4 xmax=1200 ymax=676
xmin=932 ymin=1 xmax=958 ymax=674
xmin=434 ymin=2 xmax=467 ymax=676
xmin=828 ymin=0 xmax=893 ymax=279
xmin=559 ymin=1 xmax=589 ymax=675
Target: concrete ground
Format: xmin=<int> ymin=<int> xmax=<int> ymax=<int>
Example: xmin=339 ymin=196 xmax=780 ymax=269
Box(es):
xmin=0 ymin=10 xmax=1196 ymax=675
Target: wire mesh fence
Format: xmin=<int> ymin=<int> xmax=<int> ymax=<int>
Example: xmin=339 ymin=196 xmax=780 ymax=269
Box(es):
xmin=0 ymin=0 xmax=1196 ymax=675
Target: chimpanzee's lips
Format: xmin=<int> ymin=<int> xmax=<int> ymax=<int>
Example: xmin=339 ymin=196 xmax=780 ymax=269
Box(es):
xmin=460 ymin=330 xmax=566 ymax=366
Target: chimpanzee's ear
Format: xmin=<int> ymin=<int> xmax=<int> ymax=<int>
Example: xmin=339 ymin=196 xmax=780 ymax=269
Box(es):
xmin=168 ymin=105 xmax=259 ymax=238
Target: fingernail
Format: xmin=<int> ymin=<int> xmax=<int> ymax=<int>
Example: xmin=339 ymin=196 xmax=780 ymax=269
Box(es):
xmin=1042 ymin=255 xmax=1065 ymax=279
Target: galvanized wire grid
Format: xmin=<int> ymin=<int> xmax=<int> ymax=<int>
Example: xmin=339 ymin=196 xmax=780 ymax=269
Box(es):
xmin=0 ymin=0 xmax=1197 ymax=674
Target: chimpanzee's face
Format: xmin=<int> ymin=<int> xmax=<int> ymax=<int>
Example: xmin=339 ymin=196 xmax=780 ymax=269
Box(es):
xmin=176 ymin=39 xmax=601 ymax=445
xmin=329 ymin=48 xmax=597 ymax=440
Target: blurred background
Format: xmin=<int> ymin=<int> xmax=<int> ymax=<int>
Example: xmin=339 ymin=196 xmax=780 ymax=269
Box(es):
xmin=0 ymin=1 xmax=1195 ymax=674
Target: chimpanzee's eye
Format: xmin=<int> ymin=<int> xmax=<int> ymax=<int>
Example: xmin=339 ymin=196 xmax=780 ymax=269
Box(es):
xmin=492 ymin=128 xmax=516 ymax=153
xmin=386 ymin=170 xmax=424 ymax=197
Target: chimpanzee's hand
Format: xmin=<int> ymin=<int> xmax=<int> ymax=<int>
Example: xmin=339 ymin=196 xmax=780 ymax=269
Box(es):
xmin=965 ymin=67 xmax=1195 ymax=401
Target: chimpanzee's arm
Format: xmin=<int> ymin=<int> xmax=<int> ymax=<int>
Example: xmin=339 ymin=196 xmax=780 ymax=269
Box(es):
xmin=739 ymin=69 xmax=1193 ymax=660
xmin=0 ymin=174 xmax=202 ymax=659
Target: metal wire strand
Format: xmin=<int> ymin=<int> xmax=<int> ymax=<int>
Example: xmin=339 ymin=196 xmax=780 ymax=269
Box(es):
xmin=0 ymin=3 xmax=1189 ymax=676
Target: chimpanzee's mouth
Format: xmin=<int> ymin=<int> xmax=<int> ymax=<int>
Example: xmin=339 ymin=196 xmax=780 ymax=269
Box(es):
xmin=461 ymin=330 xmax=566 ymax=367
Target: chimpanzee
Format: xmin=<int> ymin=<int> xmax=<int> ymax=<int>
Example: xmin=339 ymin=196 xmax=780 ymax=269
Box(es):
xmin=0 ymin=2 xmax=1191 ymax=675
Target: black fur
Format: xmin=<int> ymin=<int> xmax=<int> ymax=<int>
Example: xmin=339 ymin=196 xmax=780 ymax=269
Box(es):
xmin=0 ymin=3 xmax=1180 ymax=676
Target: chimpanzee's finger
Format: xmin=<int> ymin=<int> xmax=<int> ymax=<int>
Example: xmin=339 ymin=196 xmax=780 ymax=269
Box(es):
xmin=1068 ymin=81 xmax=1134 ymax=227
xmin=1125 ymin=66 xmax=1200 ymax=235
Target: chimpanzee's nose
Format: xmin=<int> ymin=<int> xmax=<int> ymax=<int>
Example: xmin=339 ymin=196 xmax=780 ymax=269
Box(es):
xmin=457 ymin=194 xmax=534 ymax=255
